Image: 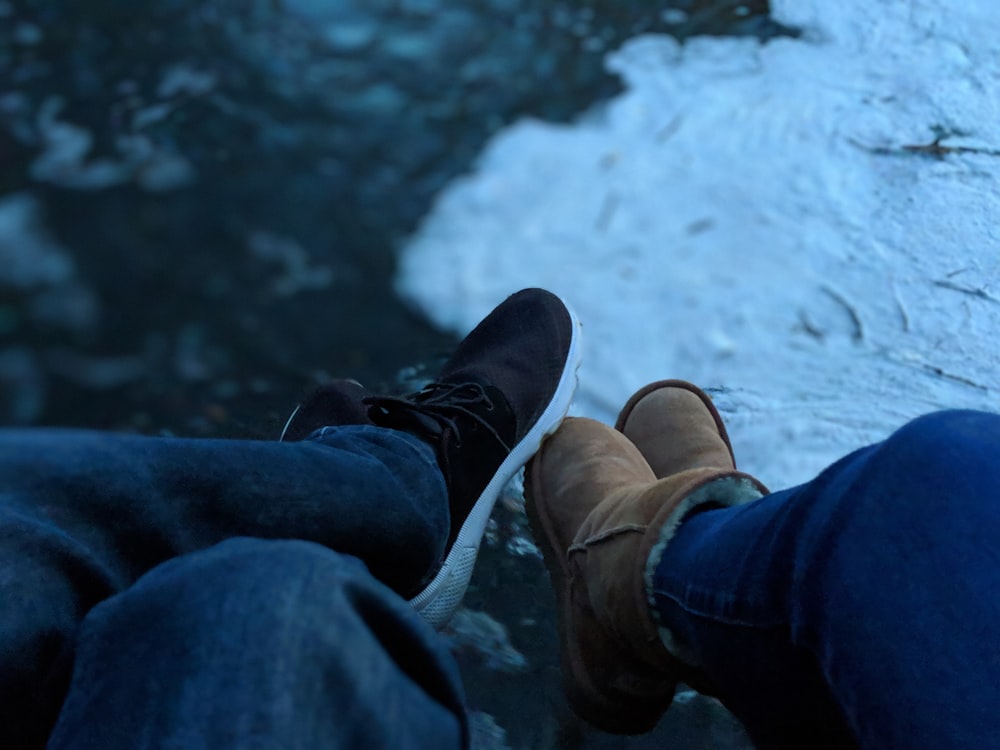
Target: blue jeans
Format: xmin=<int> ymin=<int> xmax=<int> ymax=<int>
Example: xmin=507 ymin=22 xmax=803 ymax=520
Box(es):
xmin=3 ymin=413 xmax=998 ymax=748
xmin=46 ymin=539 xmax=466 ymax=750
xmin=0 ymin=425 xmax=466 ymax=749
xmin=653 ymin=410 xmax=1000 ymax=749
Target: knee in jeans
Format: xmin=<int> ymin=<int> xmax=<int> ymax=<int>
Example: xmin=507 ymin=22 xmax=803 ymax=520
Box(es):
xmin=885 ymin=410 xmax=1000 ymax=464
xmin=202 ymin=537 xmax=366 ymax=595
xmin=117 ymin=538 xmax=365 ymax=632
xmin=876 ymin=410 xmax=1000 ymax=512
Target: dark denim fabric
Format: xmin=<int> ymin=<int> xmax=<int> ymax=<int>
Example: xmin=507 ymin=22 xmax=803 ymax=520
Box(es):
xmin=9 ymin=410 xmax=999 ymax=749
xmin=653 ymin=410 xmax=1000 ymax=749
xmin=0 ymin=425 xmax=455 ymax=748
xmin=47 ymin=538 xmax=466 ymax=750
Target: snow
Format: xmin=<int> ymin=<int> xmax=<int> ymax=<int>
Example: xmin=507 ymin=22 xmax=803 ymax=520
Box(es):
xmin=397 ymin=0 xmax=1000 ymax=489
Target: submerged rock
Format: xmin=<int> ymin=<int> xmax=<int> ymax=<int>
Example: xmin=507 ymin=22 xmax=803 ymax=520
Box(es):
xmin=445 ymin=607 xmax=528 ymax=673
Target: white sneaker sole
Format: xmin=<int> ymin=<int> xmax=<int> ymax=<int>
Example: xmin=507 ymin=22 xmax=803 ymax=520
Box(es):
xmin=408 ymin=301 xmax=583 ymax=629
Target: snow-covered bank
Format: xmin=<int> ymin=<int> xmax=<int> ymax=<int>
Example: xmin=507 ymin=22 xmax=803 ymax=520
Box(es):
xmin=398 ymin=0 xmax=1000 ymax=488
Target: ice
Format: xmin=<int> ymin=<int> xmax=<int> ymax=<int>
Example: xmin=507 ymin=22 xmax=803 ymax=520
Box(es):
xmin=397 ymin=0 xmax=1000 ymax=488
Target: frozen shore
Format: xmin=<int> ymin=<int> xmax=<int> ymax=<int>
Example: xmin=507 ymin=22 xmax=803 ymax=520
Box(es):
xmin=399 ymin=0 xmax=1000 ymax=488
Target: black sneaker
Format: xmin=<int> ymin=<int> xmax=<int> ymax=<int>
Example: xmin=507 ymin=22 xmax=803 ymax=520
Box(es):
xmin=364 ymin=288 xmax=582 ymax=628
xmin=279 ymin=379 xmax=372 ymax=441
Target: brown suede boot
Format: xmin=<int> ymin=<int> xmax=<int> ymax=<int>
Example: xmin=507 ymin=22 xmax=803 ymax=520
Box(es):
xmin=525 ymin=383 xmax=767 ymax=735
xmin=615 ymin=379 xmax=738 ymax=478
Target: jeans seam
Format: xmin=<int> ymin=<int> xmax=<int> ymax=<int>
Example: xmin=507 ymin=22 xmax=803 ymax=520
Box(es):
xmin=654 ymin=583 xmax=787 ymax=629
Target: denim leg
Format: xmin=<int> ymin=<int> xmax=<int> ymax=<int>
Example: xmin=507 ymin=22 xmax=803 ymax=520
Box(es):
xmin=0 ymin=425 xmax=447 ymax=748
xmin=651 ymin=410 xmax=1000 ymax=750
xmin=46 ymin=538 xmax=467 ymax=750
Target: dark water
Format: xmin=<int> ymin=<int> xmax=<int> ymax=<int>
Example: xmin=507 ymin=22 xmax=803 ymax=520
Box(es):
xmin=1 ymin=1 xmax=792 ymax=746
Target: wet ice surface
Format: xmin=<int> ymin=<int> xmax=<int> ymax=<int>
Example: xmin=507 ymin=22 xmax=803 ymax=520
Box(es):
xmin=400 ymin=0 xmax=1000 ymax=490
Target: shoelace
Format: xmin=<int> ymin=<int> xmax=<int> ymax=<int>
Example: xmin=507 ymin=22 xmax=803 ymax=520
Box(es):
xmin=364 ymin=382 xmax=511 ymax=452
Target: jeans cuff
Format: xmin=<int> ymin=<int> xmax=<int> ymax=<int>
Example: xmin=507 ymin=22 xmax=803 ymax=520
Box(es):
xmin=643 ymin=474 xmax=766 ymax=662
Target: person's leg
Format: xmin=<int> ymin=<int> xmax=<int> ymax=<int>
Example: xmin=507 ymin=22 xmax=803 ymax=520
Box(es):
xmin=1 ymin=287 xmax=581 ymax=747
xmin=46 ymin=537 xmax=467 ymax=750
xmin=0 ymin=424 xmax=448 ymax=749
xmin=528 ymin=381 xmax=1000 ymax=748
xmin=652 ymin=409 xmax=1000 ymax=749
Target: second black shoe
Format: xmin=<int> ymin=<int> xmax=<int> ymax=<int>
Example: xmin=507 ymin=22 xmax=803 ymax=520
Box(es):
xmin=279 ymin=379 xmax=372 ymax=441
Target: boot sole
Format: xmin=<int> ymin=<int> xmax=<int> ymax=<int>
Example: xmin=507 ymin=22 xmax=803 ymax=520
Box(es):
xmin=408 ymin=301 xmax=583 ymax=629
xmin=525 ymin=455 xmax=670 ymax=735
